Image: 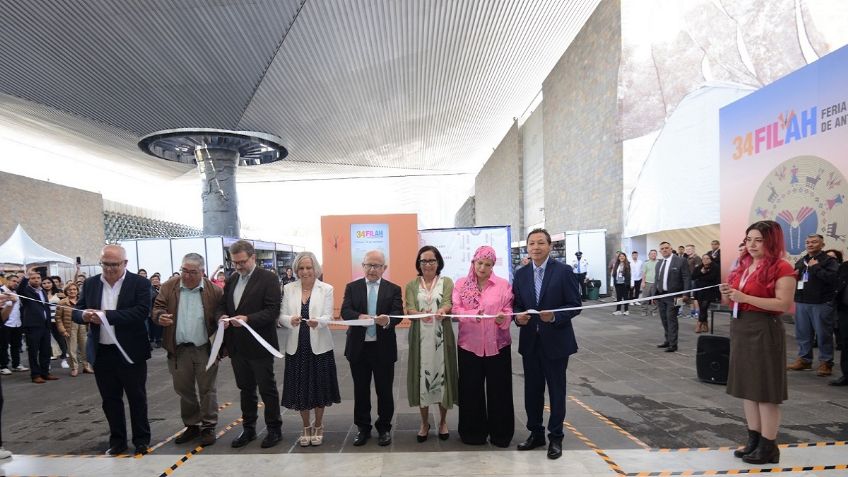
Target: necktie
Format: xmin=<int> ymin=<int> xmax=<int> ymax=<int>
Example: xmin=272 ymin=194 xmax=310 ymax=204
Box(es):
xmin=576 ymin=262 xmax=581 ymax=273
xmin=534 ymin=267 xmax=544 ymax=305
xmin=658 ymin=259 xmax=667 ymax=292
xmin=367 ymin=281 xmax=378 ymax=337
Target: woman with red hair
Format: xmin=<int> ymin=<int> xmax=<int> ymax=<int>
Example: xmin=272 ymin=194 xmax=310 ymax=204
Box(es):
xmin=720 ymin=220 xmax=796 ymax=464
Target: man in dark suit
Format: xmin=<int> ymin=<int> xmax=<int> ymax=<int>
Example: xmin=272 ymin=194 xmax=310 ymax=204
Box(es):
xmin=655 ymin=241 xmax=691 ymax=352
xmin=17 ymin=269 xmax=56 ymax=384
xmin=72 ymin=244 xmax=152 ymax=456
xmin=710 ymin=240 xmax=721 ymax=270
xmin=341 ymin=250 xmax=403 ymax=447
xmin=217 ymin=240 xmax=283 ymax=449
xmin=513 ymin=229 xmax=581 ymax=460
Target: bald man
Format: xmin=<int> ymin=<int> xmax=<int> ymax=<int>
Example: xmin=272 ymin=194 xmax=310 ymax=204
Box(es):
xmin=73 ymin=244 xmax=152 ymax=456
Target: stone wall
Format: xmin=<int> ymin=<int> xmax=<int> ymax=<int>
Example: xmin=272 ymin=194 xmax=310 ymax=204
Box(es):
xmin=474 ymin=123 xmax=521 ymax=233
xmin=0 ymin=171 xmax=104 ymax=265
xmin=454 ymin=195 xmax=475 ymax=228
xmin=542 ymin=0 xmax=622 ymax=257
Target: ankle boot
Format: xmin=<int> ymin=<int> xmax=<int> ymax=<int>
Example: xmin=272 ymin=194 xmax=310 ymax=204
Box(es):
xmin=742 ymin=436 xmax=779 ymax=465
xmin=733 ymin=429 xmax=760 ymax=458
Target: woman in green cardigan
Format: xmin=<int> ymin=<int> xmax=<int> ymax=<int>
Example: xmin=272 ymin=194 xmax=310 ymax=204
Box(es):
xmin=405 ymin=245 xmax=458 ymax=442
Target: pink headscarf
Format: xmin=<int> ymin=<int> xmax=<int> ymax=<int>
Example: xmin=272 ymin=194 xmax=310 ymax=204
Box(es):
xmin=459 ymin=245 xmax=497 ymax=309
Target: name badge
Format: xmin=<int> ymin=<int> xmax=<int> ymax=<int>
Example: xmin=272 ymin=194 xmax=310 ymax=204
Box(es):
xmin=797 ymin=280 xmax=804 ymax=290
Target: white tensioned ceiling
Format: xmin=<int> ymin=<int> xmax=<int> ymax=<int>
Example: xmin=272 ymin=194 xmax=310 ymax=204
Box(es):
xmin=0 ymin=0 xmax=600 ymax=180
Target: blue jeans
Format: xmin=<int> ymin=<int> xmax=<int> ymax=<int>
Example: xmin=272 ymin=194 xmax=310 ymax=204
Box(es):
xmin=795 ymin=302 xmax=834 ymax=364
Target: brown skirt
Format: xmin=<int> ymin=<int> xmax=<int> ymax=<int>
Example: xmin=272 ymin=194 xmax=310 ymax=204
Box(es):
xmin=726 ymin=311 xmax=788 ymax=404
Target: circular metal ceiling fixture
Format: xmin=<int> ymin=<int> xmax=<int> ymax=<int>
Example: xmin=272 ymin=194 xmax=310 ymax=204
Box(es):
xmin=138 ymin=128 xmax=287 ymax=166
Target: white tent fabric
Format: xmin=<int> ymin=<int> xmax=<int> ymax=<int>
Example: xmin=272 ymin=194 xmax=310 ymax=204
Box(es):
xmin=623 ymin=83 xmax=755 ymax=238
xmin=0 ymin=224 xmax=74 ymax=265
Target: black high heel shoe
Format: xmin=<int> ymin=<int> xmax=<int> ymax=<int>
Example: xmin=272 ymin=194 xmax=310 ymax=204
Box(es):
xmin=438 ymin=423 xmax=449 ymax=440
xmin=417 ymin=423 xmax=431 ymax=443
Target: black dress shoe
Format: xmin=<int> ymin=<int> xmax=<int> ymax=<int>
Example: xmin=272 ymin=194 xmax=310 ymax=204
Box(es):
xmin=353 ymin=430 xmax=370 ymax=446
xmin=517 ymin=433 xmax=546 ymax=450
xmin=664 ymin=346 xmax=678 ymax=353
xmin=231 ymin=429 xmax=257 ymax=448
xmin=378 ymin=431 xmax=392 ymax=446
xmin=134 ymin=444 xmax=148 ymax=455
xmin=657 ymin=342 xmax=670 ymax=348
xmin=547 ymin=440 xmax=563 ymax=459
xmin=105 ymin=444 xmax=128 ymax=456
xmin=830 ymin=376 xmax=848 ymax=386
xmin=261 ymin=429 xmax=283 ymax=448
xmin=175 ymin=425 xmax=200 ymax=444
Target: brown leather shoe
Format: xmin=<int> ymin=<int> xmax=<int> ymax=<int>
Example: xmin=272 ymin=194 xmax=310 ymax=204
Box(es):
xmin=787 ymin=358 xmax=811 ymax=371
xmin=816 ymin=362 xmax=833 ymax=376
xmin=83 ymin=365 xmax=94 ymax=374
xmin=43 ymin=374 xmax=60 ymax=381
xmin=31 ymin=376 xmax=46 ymax=384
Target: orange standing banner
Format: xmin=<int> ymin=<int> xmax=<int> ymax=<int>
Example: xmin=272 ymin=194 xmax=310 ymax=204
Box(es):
xmin=321 ymin=214 xmax=419 ymax=318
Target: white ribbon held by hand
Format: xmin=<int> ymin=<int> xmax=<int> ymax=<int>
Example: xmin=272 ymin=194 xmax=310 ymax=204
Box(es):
xmin=206 ymin=318 xmax=284 ymax=371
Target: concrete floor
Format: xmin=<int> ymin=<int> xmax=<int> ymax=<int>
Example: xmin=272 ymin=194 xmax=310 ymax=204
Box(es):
xmin=0 ymin=299 xmax=846 ymax=476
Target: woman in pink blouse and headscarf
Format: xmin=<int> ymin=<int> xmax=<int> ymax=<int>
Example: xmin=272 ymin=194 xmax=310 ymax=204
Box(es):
xmin=452 ymin=245 xmax=514 ymax=447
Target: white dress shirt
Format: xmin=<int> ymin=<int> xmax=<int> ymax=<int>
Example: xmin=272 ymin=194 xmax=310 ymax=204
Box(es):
xmin=630 ymin=259 xmax=643 ymax=282
xmin=1 ymin=286 xmax=21 ymax=328
xmin=99 ymin=271 xmax=126 ymax=344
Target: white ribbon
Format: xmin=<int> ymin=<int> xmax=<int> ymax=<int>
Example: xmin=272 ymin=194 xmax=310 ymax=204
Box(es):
xmin=0 ymin=292 xmax=138 ymax=364
xmin=206 ymin=317 xmax=284 ymax=371
xmin=388 ymin=284 xmax=722 ymax=319
xmin=95 ymin=311 xmax=134 ymax=364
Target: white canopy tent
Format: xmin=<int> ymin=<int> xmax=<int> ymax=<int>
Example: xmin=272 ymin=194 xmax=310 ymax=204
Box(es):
xmin=0 ymin=224 xmax=74 ymax=265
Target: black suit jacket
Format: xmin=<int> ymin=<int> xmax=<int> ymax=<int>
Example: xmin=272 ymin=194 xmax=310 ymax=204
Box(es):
xmin=341 ymin=278 xmax=403 ymax=362
xmin=512 ymin=258 xmax=582 ymax=360
xmin=17 ymin=278 xmax=51 ymax=328
xmin=72 ymin=272 xmax=152 ymax=365
xmin=217 ymin=267 xmax=281 ymax=360
xmin=835 ymin=261 xmax=848 ymax=311
xmin=654 ymin=255 xmax=691 ymax=295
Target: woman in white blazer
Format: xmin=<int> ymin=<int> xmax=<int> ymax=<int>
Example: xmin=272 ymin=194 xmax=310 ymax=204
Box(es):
xmin=278 ymin=252 xmax=341 ymax=447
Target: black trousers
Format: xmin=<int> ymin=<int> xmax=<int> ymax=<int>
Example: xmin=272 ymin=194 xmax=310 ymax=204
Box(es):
xmin=576 ymin=273 xmax=588 ymax=298
xmin=614 ymin=283 xmax=630 ymax=311
xmin=457 ymin=346 xmax=514 ymax=446
xmin=632 ymin=279 xmax=643 ymax=299
xmin=0 ymin=372 xmax=4 ymax=447
xmin=522 ymin=344 xmax=568 ymax=441
xmin=838 ymin=306 xmax=848 ymax=378
xmin=230 ymin=354 xmax=281 ymax=431
xmin=147 ymin=317 xmax=162 ymax=343
xmin=94 ymin=345 xmax=150 ymax=448
xmin=50 ymin=321 xmax=68 ymax=358
xmin=657 ymin=297 xmax=680 ymax=347
xmin=0 ymin=326 xmax=23 ymax=369
xmin=23 ymin=325 xmax=51 ymax=378
xmin=698 ymin=299 xmax=715 ymax=324
xmin=349 ymin=342 xmax=394 ymax=433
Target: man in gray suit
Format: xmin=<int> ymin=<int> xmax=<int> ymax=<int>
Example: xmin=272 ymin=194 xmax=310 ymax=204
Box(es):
xmin=655 ymin=241 xmax=691 ymax=353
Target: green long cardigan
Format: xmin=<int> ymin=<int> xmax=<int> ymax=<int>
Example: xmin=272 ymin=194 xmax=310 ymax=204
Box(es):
xmin=404 ymin=276 xmax=459 ymax=408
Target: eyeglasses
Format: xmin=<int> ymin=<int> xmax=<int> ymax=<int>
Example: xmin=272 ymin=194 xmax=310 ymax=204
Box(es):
xmin=362 ymin=263 xmax=385 ymax=270
xmin=100 ymin=261 xmax=125 ymax=268
xmin=232 ymin=258 xmax=251 ymax=266
xmin=180 ymin=268 xmax=201 ymax=276
xmin=418 ymin=259 xmax=438 ymax=265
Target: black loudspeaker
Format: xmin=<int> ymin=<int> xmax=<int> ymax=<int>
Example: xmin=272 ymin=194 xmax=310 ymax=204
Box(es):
xmin=696 ymin=335 xmax=730 ymax=385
